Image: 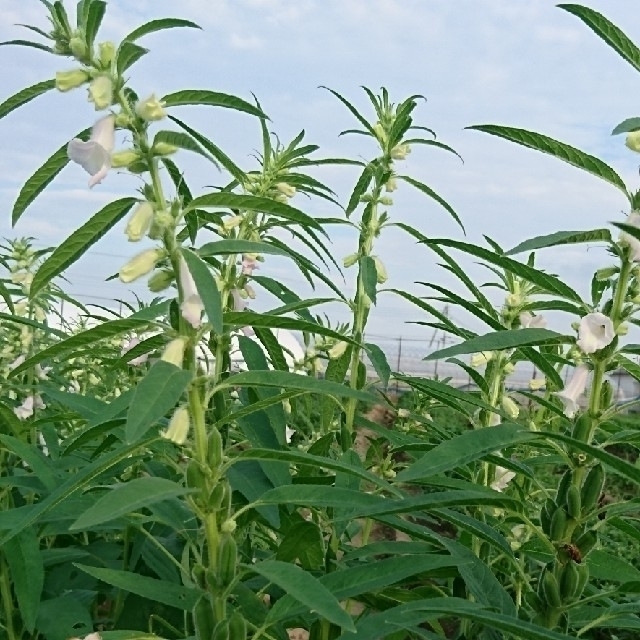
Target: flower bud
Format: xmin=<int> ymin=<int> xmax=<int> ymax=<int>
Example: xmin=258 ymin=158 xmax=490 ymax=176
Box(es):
xmin=161 ymin=406 xmax=190 ymax=445
xmin=616 ymin=322 xmax=629 ymax=336
xmin=595 ymin=266 xmax=618 ymax=281
xmin=98 ymin=41 xmax=116 ymax=67
xmin=125 ymin=201 xmax=154 ymax=242
xmin=328 ymin=341 xmax=348 ymax=359
xmin=151 ymin=142 xmax=178 ymax=156
xmin=471 ymin=351 xmax=493 ymax=368
xmin=55 ymin=68 xmax=90 ymax=92
xmin=221 ymin=519 xmax=237 ymax=534
xmin=379 ymin=196 xmax=393 ymax=206
xmin=148 ymin=269 xmax=174 ymax=292
xmin=501 ymin=395 xmax=520 ymax=419
xmin=343 ymin=253 xmax=359 ymax=268
xmin=275 ymin=182 xmax=296 ymax=198
xmin=373 ymin=122 xmax=386 ymax=141
xmin=69 ymin=35 xmax=88 ymax=60
xmin=503 ymin=362 xmax=515 ymax=375
xmin=390 ymin=144 xmax=411 ymax=160
xmin=385 ymin=177 xmax=397 ymax=192
xmin=111 ymin=149 xmax=141 ymax=168
xmin=88 ymin=75 xmax=113 ymax=110
xmin=529 ymin=378 xmax=545 ymax=391
xmin=135 ymin=94 xmax=166 ymax=121
xmin=373 ymin=256 xmax=388 ymax=284
xmin=626 ymin=131 xmax=640 ymax=153
xmin=147 ymin=209 xmax=174 ymax=240
xmin=115 ymin=111 xmax=133 ymax=128
xmin=119 ymin=248 xmax=163 ymax=283
xmin=223 ymin=215 xmax=242 ymax=230
xmin=506 ymin=293 xmax=521 ymax=308
xmin=244 ymin=284 xmax=256 ymax=299
xmin=161 ymin=337 xmax=188 ymax=367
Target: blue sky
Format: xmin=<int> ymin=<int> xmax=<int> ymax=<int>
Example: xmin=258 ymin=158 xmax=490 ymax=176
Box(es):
xmin=1 ymin=0 xmax=639 ymax=343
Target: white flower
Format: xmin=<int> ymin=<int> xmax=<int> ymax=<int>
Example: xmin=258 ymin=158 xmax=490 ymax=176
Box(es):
xmin=619 ymin=211 xmax=640 ymax=261
xmin=121 ymin=337 xmax=149 ymax=366
xmin=13 ymin=395 xmax=46 ymax=420
xmin=67 ymin=115 xmax=115 ymax=188
xmin=491 ymin=466 xmax=516 ymax=492
xmin=9 ymin=354 xmax=26 ymax=371
xmin=241 ymin=254 xmax=259 ymax=276
xmin=285 ymin=426 xmax=295 ymax=444
xmin=161 ymin=406 xmax=190 ymax=445
xmin=555 ymin=364 xmax=589 ymax=418
xmin=576 ymin=312 xmax=615 ymax=354
xmin=35 ymin=364 xmax=51 ymax=380
xmin=501 ymin=396 xmax=519 ymax=420
xmin=519 ymin=312 xmax=547 ymax=329
xmin=470 ymin=351 xmax=493 ymax=368
xmin=529 ymin=378 xmax=545 ymax=391
xmin=179 ymin=257 xmax=203 ymax=329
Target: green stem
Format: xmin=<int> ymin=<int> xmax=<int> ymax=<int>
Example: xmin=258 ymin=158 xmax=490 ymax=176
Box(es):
xmin=0 ymin=554 xmax=16 ymax=640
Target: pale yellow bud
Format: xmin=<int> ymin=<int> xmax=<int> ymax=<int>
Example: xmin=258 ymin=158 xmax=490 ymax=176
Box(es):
xmin=88 ymin=75 xmax=113 ymax=110
xmin=529 ymin=378 xmax=545 ymax=391
xmin=343 ymin=253 xmax=359 ymax=268
xmin=328 ymin=341 xmax=348 ymax=359
xmin=69 ymin=35 xmax=88 ymax=59
xmin=373 ymin=122 xmax=386 ymax=141
xmin=119 ymin=248 xmax=163 ymax=283
xmin=626 ymin=131 xmax=640 ymax=153
xmin=373 ymin=256 xmax=388 ymax=284
xmin=55 ymin=68 xmax=90 ymax=92
xmin=161 ymin=337 xmax=188 ymax=368
xmin=152 ymin=142 xmax=178 ymax=156
xmin=14 ymin=302 xmax=28 ymax=316
xmin=115 ymin=112 xmax=133 ymax=128
xmin=34 ymin=306 xmax=46 ymax=322
xmin=379 ymin=196 xmax=393 ymax=206
xmin=616 ymin=322 xmax=629 ymax=336
xmin=148 ymin=270 xmax=174 ymax=292
xmin=275 ymin=182 xmax=296 ymax=198
xmin=506 ymin=293 xmax=521 ymax=308
xmin=385 ymin=177 xmax=397 ymax=192
xmin=125 ymin=201 xmax=154 ymax=242
xmin=501 ymin=395 xmax=519 ymax=419
xmin=98 ymin=41 xmax=116 ymax=68
xmin=111 ymin=149 xmax=141 ymax=168
xmin=161 ymin=406 xmax=190 ymax=445
xmin=390 ymin=144 xmax=411 ymax=160
xmin=136 ymin=94 xmax=167 ymax=121
xmin=470 ymin=351 xmax=493 ymax=368
xmin=503 ymin=362 xmax=515 ymax=375
xmin=221 ymin=519 xmax=237 ymax=534
xmin=223 ymin=215 xmax=242 ymax=230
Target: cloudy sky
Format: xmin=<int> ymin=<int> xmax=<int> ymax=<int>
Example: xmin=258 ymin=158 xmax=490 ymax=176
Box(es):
xmin=1 ymin=0 xmax=639 ymax=348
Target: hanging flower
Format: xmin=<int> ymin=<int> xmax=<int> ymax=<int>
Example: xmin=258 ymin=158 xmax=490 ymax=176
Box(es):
xmin=554 ymin=364 xmax=589 ymax=418
xmin=135 ymin=94 xmax=166 ymax=121
xmin=161 ymin=337 xmax=188 ymax=368
xmin=519 ymin=311 xmax=547 ymax=329
xmin=501 ymin=395 xmax=519 ymax=419
xmin=121 ymin=337 xmax=149 ymax=366
xmin=471 ymin=351 xmax=493 ymax=368
xmin=491 ymin=466 xmax=516 ymax=492
xmin=14 ymin=395 xmax=46 ymax=420
xmin=125 ymin=201 xmax=154 ymax=242
xmin=179 ymin=257 xmax=203 ymax=329
xmin=55 ymin=68 xmax=90 ymax=92
xmin=161 ymin=406 xmax=190 ymax=445
xmin=119 ymin=248 xmax=163 ymax=283
xmin=618 ymin=211 xmax=640 ymax=262
xmin=576 ymin=312 xmax=615 ymax=354
xmin=67 ymin=115 xmax=115 ymax=188
xmin=529 ymin=377 xmax=545 ymax=391
xmin=241 ymin=254 xmax=259 ymax=276
xmin=88 ymin=75 xmax=113 ymax=110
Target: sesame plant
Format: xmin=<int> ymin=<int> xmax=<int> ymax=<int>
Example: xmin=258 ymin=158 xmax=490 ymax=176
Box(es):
xmin=1 ymin=2 xmax=640 ymax=640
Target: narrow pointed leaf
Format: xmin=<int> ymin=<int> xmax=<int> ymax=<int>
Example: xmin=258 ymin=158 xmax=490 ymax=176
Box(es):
xmin=507 ymin=228 xmax=612 ymax=254
xmin=123 ymin=17 xmax=201 ymax=43
xmin=116 ymin=40 xmax=148 ymax=74
xmin=84 ymin=0 xmax=105 ymax=45
xmin=153 ymin=130 xmax=211 ymax=160
xmin=0 ymin=79 xmax=55 ymax=121
xmin=180 ymin=247 xmax=223 ymax=334
xmin=321 ymin=86 xmax=375 ymax=136
xmin=360 ymin=255 xmax=377 ymax=305
xmin=468 ymin=124 xmax=629 ymax=197
xmin=162 ymin=89 xmax=267 ymax=118
xmin=0 ymin=39 xmax=52 ymax=53
xmin=198 ymin=239 xmax=288 ymax=257
xmin=612 ymin=116 xmax=640 ymax=136
xmin=125 ymin=361 xmax=193 ymax=443
xmin=398 ymin=175 xmax=464 ymax=231
xmin=12 ymin=128 xmax=89 ymax=226
xmin=364 ymin=342 xmax=390 ymax=387
xmin=30 ymin=197 xmax=137 ymax=297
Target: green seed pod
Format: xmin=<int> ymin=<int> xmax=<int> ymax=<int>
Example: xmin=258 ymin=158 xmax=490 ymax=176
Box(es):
xmin=571 ymin=413 xmax=592 ymax=443
xmin=209 ymin=481 xmax=227 ymax=510
xmin=566 ymin=485 xmax=581 ymax=519
xmin=193 ymin=596 xmax=215 ymax=640
xmin=559 ymin=561 xmax=580 ymax=601
xmin=213 ymin=620 xmax=230 ymax=640
xmin=228 ymin=610 xmax=247 ymax=640
xmin=581 ymin=464 xmax=605 ymax=514
xmin=555 ymin=469 xmax=573 ymax=506
xmin=574 ymin=563 xmax=590 ymax=599
xmin=217 ymin=534 xmax=237 ymax=587
xmin=550 ymin=507 xmax=568 ymax=542
xmin=186 ymin=460 xmax=206 ymax=490
xmin=542 ymin=571 xmax=562 ymax=608
xmin=600 ymin=380 xmax=613 ymax=409
xmin=207 ymin=429 xmax=223 ymax=469
xmin=576 ymin=530 xmax=598 ymax=557
xmin=192 ymin=563 xmax=207 ymax=589
xmin=524 ymin=591 xmax=544 ymax=613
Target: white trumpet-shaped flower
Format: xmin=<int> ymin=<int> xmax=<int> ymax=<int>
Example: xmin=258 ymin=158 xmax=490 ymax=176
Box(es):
xmin=576 ymin=312 xmax=615 ymax=354
xmin=67 ymin=115 xmax=115 ymax=188
xmin=519 ymin=311 xmax=547 ymax=329
xmin=14 ymin=395 xmax=46 ymax=420
xmin=555 ymin=364 xmax=589 ymax=418
xmin=179 ymin=257 xmax=204 ymax=329
xmin=619 ymin=211 xmax=640 ymax=262
xmin=491 ymin=466 xmax=516 ymax=492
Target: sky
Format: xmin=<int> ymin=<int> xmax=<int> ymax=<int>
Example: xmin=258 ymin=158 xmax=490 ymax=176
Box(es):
xmin=1 ymin=0 xmax=640 ymax=350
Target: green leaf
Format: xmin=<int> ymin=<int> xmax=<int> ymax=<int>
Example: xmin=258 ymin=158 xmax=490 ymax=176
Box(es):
xmin=180 ymin=247 xmax=223 ymax=334
xmin=153 ymin=130 xmax=211 ymax=160
xmin=364 ymin=342 xmax=390 ymax=387
xmin=0 ymin=401 xmax=25 ymax=437
xmin=468 ymin=124 xmax=629 ymax=198
xmin=507 ymin=228 xmax=612 ymax=255
xmin=84 ymin=0 xmax=105 ymax=45
xmin=0 ymin=435 xmax=58 ymax=491
xmin=70 ymin=477 xmax=190 ymax=530
xmin=587 ymin=550 xmax=640 ymax=583
xmin=425 ymin=328 xmax=566 ymax=360
xmin=612 ymin=116 xmax=640 ymax=135
xmin=123 ymin=17 xmax=201 ymax=43
xmin=399 ymin=175 xmax=464 ymax=231
xmin=184 ymin=193 xmax=322 ymax=231
xmin=116 ymin=40 xmax=148 ymax=74
xmin=321 ymin=86 xmax=376 ymax=136
xmin=36 ymin=596 xmax=92 ymax=640
xmin=345 ymin=163 xmax=374 ymax=216
xmin=4 ymin=527 xmax=43 ymax=632
xmin=12 ymin=128 xmax=89 ymax=226
xmin=0 ymin=40 xmax=53 ymax=53
xmin=614 ymin=221 xmax=640 ymax=242
xmin=558 ymin=4 xmax=640 ymax=73
xmin=421 ymin=238 xmax=583 ymax=301
xmin=198 ymin=239 xmax=288 ymax=258
xmin=168 ymin=115 xmax=245 ymax=183
xmin=162 ymin=89 xmax=267 ymax=118
xmin=0 ymin=79 xmax=55 ymax=121
xmin=75 ymin=564 xmax=201 ymax=610
xmin=396 ymin=423 xmax=535 ymax=482
xmin=30 ymin=197 xmax=137 ymax=297
xmin=276 ymin=521 xmax=325 ymax=570
xmin=254 ymin=560 xmax=355 ymax=631
xmin=360 ymin=255 xmax=377 ymax=305
xmin=125 ymin=361 xmax=193 ymax=443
